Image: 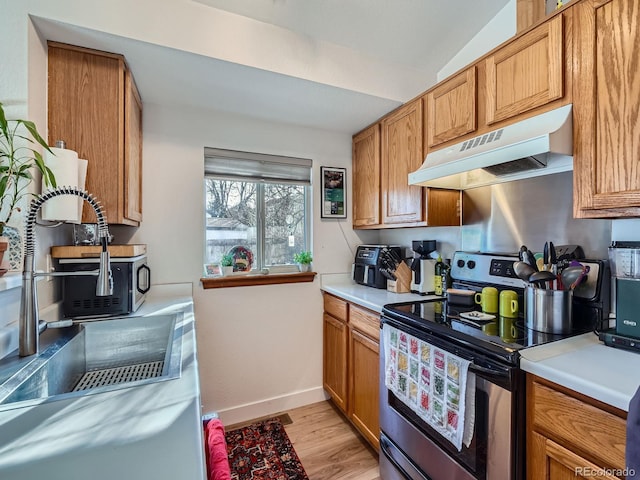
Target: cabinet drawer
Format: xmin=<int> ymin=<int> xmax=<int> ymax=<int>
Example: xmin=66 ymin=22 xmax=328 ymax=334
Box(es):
xmin=530 ymin=379 xmax=626 ymax=470
xmin=349 ymin=304 xmax=380 ymax=342
xmin=324 ymin=294 xmax=348 ymax=322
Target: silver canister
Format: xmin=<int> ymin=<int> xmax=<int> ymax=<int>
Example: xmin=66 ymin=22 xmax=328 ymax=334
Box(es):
xmin=525 ymin=286 xmax=573 ymax=334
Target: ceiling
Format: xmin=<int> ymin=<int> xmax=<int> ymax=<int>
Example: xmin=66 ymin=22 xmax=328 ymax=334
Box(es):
xmin=32 ymin=0 xmax=511 ymax=134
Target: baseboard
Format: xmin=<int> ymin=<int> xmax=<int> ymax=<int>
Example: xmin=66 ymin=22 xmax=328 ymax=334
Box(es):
xmin=212 ymin=386 xmax=329 ymax=426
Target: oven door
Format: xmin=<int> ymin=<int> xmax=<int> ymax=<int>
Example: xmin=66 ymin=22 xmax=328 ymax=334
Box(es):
xmin=379 ymin=315 xmax=524 ymax=480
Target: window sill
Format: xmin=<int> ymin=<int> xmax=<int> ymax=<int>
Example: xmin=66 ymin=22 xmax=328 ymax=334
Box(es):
xmin=200 ymin=271 xmax=317 ymax=289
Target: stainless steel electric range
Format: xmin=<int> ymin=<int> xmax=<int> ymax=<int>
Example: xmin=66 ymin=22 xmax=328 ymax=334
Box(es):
xmin=379 ymin=251 xmax=609 ymax=480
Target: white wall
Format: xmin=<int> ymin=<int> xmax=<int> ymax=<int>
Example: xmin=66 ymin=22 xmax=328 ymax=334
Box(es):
xmin=437 ymin=0 xmax=517 ymax=82
xmin=115 ymin=103 xmax=377 ymax=423
xmin=0 ymin=4 xmax=68 ymax=347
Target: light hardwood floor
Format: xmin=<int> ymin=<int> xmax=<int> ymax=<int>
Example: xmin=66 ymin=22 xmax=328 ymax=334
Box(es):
xmin=283 ymin=401 xmax=380 ymax=480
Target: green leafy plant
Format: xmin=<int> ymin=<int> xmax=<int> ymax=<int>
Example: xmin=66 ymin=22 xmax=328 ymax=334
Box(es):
xmin=221 ymin=253 xmax=234 ymax=267
xmin=0 ymin=101 xmax=56 ymax=235
xmin=293 ymin=251 xmax=313 ymax=264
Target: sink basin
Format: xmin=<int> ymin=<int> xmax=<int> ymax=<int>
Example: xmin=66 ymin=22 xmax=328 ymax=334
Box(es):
xmin=0 ymin=313 xmax=183 ymax=407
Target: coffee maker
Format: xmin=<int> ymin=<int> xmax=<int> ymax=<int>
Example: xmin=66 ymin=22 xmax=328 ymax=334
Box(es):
xmin=410 ymin=240 xmax=437 ymax=295
xmin=609 ymin=241 xmax=640 ymax=339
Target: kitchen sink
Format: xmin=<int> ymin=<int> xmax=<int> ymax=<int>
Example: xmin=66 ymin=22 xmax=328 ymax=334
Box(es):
xmin=0 ymin=313 xmax=183 ymax=407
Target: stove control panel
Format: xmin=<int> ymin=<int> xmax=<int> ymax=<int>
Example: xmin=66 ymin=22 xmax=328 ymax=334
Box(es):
xmin=451 ymin=251 xmax=526 ymax=288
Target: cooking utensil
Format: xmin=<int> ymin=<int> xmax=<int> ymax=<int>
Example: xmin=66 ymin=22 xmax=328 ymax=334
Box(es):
xmin=519 ymin=245 xmax=528 ymax=262
xmin=560 ymin=265 xmax=590 ymax=290
xmin=560 ymin=266 xmax=583 ymax=289
xmin=524 ymin=250 xmax=539 ymax=272
xmin=543 ymin=242 xmax=549 ymax=270
xmin=529 ymin=270 xmax=556 ymax=288
xmin=570 ymin=265 xmax=590 ymax=290
xmin=513 ymin=261 xmax=536 ymax=282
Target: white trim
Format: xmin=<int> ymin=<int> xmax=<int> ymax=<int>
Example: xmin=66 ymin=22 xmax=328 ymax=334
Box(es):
xmin=212 ymin=386 xmax=329 ymax=426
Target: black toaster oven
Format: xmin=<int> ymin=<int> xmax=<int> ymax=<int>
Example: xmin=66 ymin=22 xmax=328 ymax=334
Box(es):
xmin=58 ymin=255 xmax=150 ymax=318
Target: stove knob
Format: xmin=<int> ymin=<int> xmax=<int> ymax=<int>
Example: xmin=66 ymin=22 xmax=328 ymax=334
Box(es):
xmin=467 ymin=260 xmax=476 ymax=269
xmin=457 ymin=259 xmax=465 ymax=268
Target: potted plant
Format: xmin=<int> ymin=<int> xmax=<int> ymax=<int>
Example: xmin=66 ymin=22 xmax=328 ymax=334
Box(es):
xmin=0 ymin=101 xmax=56 ymax=273
xmin=293 ymin=250 xmax=313 ymax=272
xmin=220 ymin=253 xmax=234 ymax=276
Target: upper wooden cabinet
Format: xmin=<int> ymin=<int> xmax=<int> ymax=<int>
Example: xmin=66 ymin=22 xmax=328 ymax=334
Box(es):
xmin=573 ymin=0 xmax=640 ymax=218
xmin=48 ymin=42 xmax=143 ymax=226
xmin=352 ymin=124 xmax=381 ymax=227
xmin=425 ymin=67 xmax=477 ymax=149
xmin=352 ymin=102 xmax=461 ymax=229
xmin=381 ymin=99 xmax=424 ymax=225
xmin=485 ymin=14 xmax=565 ymax=125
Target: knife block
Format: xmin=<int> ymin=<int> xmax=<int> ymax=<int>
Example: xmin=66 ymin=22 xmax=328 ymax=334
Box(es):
xmin=388 ymin=262 xmax=412 ymax=293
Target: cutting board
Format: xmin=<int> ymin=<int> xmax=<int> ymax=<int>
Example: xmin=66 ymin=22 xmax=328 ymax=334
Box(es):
xmin=51 ymin=244 xmax=147 ymax=258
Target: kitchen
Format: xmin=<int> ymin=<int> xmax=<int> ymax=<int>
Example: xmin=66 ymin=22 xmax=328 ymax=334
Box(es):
xmin=1 ymin=0 xmax=640 ymax=479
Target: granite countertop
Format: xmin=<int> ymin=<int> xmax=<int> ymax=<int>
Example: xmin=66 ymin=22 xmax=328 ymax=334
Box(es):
xmin=0 ymin=283 xmax=206 ymax=480
xmin=320 ymin=274 xmax=441 ymax=313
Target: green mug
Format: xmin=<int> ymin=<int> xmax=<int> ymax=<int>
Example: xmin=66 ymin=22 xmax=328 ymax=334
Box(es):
xmin=475 ymin=287 xmax=498 ymax=313
xmin=499 ymin=290 xmax=519 ymax=318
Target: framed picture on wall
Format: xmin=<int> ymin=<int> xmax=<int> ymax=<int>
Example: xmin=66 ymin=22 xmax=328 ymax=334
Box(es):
xmin=321 ymin=166 xmax=347 ymax=219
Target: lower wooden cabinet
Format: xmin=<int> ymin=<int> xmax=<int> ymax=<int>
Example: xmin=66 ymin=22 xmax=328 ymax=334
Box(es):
xmin=323 ymin=293 xmax=380 ymax=450
xmin=323 ymin=313 xmax=348 ymax=411
xmin=527 ymin=374 xmax=627 ymax=480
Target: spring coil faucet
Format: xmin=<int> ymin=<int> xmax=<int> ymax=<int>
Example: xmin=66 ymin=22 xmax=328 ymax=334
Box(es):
xmin=19 ymin=187 xmax=113 ymax=356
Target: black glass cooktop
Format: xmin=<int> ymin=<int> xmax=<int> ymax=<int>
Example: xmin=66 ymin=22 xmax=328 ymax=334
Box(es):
xmin=382 ymin=299 xmax=591 ymax=365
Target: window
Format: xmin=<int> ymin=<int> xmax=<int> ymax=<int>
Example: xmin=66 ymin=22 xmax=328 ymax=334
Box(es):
xmin=204 ymin=148 xmax=312 ymax=273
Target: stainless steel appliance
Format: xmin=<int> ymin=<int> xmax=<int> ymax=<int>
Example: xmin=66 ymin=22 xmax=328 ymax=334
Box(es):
xmin=58 ymin=255 xmax=150 ymax=318
xmin=409 ymin=240 xmax=437 ymax=295
xmin=353 ymin=245 xmax=402 ymax=289
xmin=380 ymin=251 xmax=608 ymax=480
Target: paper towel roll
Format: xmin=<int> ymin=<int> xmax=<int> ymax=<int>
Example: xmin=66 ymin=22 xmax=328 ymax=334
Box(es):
xmin=42 ymin=146 xmax=84 ymax=222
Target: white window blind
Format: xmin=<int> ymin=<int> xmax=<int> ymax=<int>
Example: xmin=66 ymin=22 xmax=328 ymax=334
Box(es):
xmin=204 ymin=147 xmax=312 ymax=185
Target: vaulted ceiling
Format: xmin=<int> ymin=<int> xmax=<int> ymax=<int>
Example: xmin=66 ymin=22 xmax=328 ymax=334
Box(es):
xmin=32 ymin=0 xmax=512 ymax=133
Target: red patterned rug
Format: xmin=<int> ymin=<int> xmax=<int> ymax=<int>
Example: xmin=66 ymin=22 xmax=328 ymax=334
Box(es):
xmin=225 ymin=417 xmax=309 ymax=480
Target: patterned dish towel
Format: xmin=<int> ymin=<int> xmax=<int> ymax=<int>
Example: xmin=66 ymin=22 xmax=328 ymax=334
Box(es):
xmin=383 ymin=323 xmax=476 ymax=451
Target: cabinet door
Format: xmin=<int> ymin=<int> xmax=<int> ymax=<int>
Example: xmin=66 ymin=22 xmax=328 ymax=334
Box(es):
xmin=528 ymin=432 xmax=622 ymax=480
xmin=124 ymin=68 xmax=143 ymax=223
xmin=48 ymin=44 xmax=124 ymax=224
xmin=352 ymin=124 xmax=381 ymax=227
xmin=381 ymin=99 xmax=424 ymax=224
xmin=48 ymin=42 xmax=142 ymax=226
xmin=573 ymin=0 xmax=640 ymax=217
xmin=485 ymin=14 xmax=564 ymax=125
xmin=349 ymin=328 xmax=379 ymax=450
xmin=424 ymin=188 xmax=461 ymax=226
xmin=323 ymin=313 xmax=348 ymax=412
xmin=426 ymin=67 xmax=477 ymax=149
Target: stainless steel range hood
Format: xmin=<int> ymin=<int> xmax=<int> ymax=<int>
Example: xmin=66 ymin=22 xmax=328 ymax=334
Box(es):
xmin=409 ymin=104 xmax=573 ymax=190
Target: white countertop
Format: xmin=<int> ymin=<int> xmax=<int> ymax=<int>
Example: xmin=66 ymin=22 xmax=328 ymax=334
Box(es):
xmin=520 ymin=332 xmax=640 ymax=412
xmin=320 ymin=274 xmax=441 ymax=312
xmin=0 ymin=283 xmax=206 ymax=480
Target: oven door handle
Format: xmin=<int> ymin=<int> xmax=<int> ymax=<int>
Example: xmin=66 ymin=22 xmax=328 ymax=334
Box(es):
xmin=380 ymin=435 xmax=433 ymax=480
xmin=469 ymin=362 xmax=510 ymax=382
